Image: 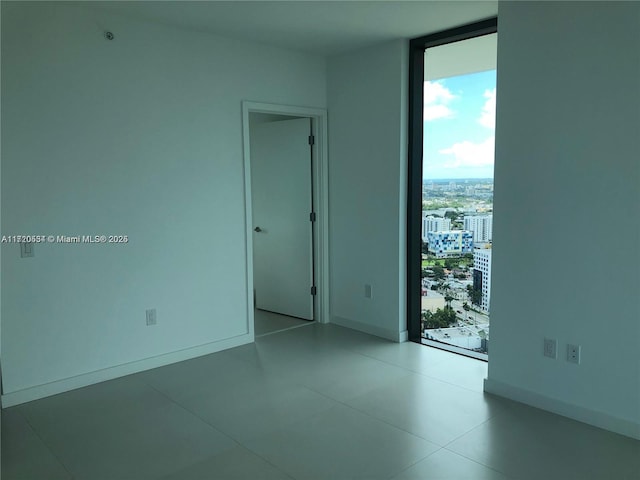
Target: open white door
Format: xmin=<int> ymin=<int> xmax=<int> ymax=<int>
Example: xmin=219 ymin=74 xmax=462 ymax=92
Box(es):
xmin=251 ymin=117 xmax=314 ymax=320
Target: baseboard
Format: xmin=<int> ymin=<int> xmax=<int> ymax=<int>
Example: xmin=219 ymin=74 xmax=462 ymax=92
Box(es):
xmin=399 ymin=329 xmax=409 ymax=343
xmin=331 ymin=315 xmax=405 ymax=343
xmin=484 ymin=377 xmax=640 ymax=440
xmin=1 ymin=333 xmax=253 ymax=408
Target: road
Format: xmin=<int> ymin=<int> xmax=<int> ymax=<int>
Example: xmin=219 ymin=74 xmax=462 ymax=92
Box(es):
xmin=450 ymin=298 xmax=489 ymax=327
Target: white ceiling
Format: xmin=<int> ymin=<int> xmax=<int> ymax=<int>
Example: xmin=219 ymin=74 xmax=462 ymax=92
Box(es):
xmin=90 ymin=1 xmax=498 ymax=56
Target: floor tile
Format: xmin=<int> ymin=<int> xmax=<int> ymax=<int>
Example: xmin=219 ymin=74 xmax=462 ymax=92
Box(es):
xmin=391 ymin=448 xmax=511 ymax=480
xmin=419 ymin=352 xmax=488 ymax=393
xmin=284 ymin=323 xmax=395 ymax=352
xmin=19 ymin=380 xmax=237 ymax=480
xmin=224 ymin=329 xmax=347 ymax=382
xmin=246 ymin=404 xmax=440 ymax=480
xmin=298 ymin=350 xmax=413 ymax=402
xmin=1 ymin=408 xmax=72 ymax=480
xmin=351 ymin=339 xmax=455 ymax=375
xmin=160 ymin=445 xmax=294 ymax=480
xmin=344 ymin=373 xmax=505 ymax=446
xmin=447 ymin=400 xmax=640 ymax=480
xmin=137 ymin=349 xmax=268 ymax=404
xmin=17 ymin=375 xmax=169 ymax=429
xmin=237 ymin=343 xmax=412 ymax=403
xmin=255 ymin=309 xmax=312 ymax=336
xmin=4 ymin=322 xmax=637 ymax=480
xmin=174 ymin=374 xmax=339 ymax=443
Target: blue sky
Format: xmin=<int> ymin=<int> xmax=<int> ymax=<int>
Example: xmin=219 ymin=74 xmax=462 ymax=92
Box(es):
xmin=423 ymin=70 xmax=496 ymax=180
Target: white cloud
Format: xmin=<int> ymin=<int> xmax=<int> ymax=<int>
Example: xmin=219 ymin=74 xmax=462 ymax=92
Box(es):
xmin=424 ymin=81 xmax=456 ymax=121
xmin=478 ymin=88 xmax=496 ymax=129
xmin=439 ymin=136 xmax=495 ymax=168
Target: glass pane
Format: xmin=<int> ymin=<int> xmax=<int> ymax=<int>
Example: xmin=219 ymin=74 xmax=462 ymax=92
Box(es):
xmin=421 ymin=33 xmax=497 ymax=358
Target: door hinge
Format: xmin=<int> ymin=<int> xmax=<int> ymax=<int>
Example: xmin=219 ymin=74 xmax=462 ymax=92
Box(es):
xmin=310 ymin=212 xmax=316 ymax=222
xmin=308 ymin=135 xmax=315 ymax=145
xmin=311 ymin=286 xmax=317 ymax=296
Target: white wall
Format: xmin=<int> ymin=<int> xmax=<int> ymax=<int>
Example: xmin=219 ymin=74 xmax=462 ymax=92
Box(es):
xmin=487 ymin=1 xmax=640 ymax=439
xmin=1 ymin=2 xmax=326 ymax=403
xmin=327 ymin=40 xmax=408 ymax=342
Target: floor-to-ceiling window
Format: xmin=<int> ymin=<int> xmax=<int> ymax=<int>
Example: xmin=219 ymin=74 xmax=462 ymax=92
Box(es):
xmin=408 ymin=19 xmax=497 ymax=360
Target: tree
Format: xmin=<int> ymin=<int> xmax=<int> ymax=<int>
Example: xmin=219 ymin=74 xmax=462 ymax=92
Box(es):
xmin=442 ymin=306 xmax=456 ymax=325
xmin=444 ymin=210 xmax=458 ymax=220
xmin=466 ymin=284 xmax=482 ymax=306
xmin=432 ymin=265 xmax=445 ymax=280
xmin=444 ymin=257 xmax=461 ymax=269
xmin=444 ymin=294 xmax=454 ymax=309
xmin=421 ymin=307 xmax=457 ymax=330
xmin=421 ymin=310 xmax=432 ymax=330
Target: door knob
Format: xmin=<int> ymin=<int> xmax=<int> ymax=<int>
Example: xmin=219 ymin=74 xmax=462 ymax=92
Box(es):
xmin=254 ymin=227 xmax=262 ymax=232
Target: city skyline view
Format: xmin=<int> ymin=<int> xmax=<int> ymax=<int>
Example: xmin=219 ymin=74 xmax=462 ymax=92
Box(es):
xmin=423 ymin=69 xmax=496 ymax=180
xmin=421 ymin=66 xmax=496 ymax=357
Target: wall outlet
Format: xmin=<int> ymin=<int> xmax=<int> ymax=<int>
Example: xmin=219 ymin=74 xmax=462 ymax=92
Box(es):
xmin=543 ymin=338 xmax=557 ymax=359
xmin=567 ymin=344 xmax=581 ymax=364
xmin=145 ymin=309 xmax=157 ymax=326
xmin=20 ymin=242 xmax=34 ymax=258
xmin=364 ymin=284 xmax=372 ymax=298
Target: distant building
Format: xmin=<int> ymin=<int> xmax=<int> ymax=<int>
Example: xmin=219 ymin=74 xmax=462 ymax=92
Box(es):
xmin=473 ymin=248 xmax=492 ymax=313
xmin=464 ymin=214 xmax=493 ymax=243
xmin=423 ymin=325 xmax=488 ymax=351
xmin=426 ymin=231 xmax=473 ymax=258
xmin=421 ymin=214 xmax=451 ymax=241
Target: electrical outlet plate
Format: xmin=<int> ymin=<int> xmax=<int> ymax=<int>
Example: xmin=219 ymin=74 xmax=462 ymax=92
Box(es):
xmin=567 ymin=344 xmax=581 ymax=364
xmin=543 ymin=338 xmax=557 ymax=359
xmin=146 ymin=309 xmax=157 ymax=326
xmin=20 ymin=242 xmax=34 ymax=258
xmin=364 ymin=284 xmax=372 ymax=298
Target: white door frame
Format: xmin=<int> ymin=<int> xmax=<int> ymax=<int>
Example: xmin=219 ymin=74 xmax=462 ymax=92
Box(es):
xmin=241 ymin=101 xmax=329 ymax=337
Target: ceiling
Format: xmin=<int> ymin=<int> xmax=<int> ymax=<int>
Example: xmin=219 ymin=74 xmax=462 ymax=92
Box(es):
xmin=90 ymin=1 xmax=498 ymax=56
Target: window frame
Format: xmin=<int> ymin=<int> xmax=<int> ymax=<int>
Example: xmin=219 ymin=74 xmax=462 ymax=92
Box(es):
xmin=407 ymin=18 xmax=498 ymax=346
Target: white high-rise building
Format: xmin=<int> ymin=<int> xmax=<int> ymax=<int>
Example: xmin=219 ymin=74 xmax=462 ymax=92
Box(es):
xmin=473 ymin=248 xmax=492 ymax=313
xmin=464 ymin=214 xmax=493 ymax=243
xmin=421 ymin=214 xmax=451 ymax=241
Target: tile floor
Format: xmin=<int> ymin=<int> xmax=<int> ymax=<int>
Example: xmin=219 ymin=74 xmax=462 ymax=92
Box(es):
xmin=2 ymin=322 xmax=639 ymax=480
xmin=254 ymin=309 xmax=312 ymax=337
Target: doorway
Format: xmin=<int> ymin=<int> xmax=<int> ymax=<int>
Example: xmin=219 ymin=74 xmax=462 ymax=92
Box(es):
xmin=241 ymin=102 xmax=329 ymax=338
